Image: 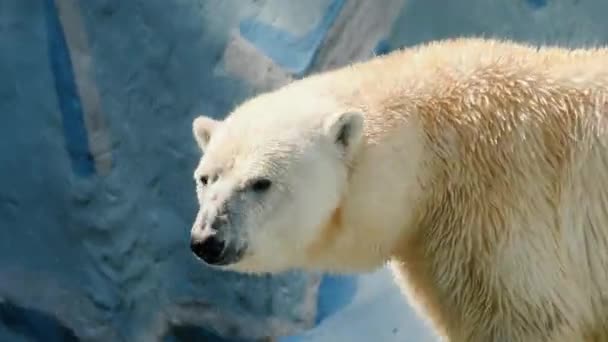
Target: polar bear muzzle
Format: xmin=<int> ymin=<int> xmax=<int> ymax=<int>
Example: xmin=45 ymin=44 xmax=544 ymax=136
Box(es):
xmin=190 ymin=214 xmax=246 ymax=266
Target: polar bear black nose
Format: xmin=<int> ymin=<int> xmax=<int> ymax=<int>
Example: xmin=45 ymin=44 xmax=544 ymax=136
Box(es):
xmin=190 ymin=235 xmax=226 ymax=265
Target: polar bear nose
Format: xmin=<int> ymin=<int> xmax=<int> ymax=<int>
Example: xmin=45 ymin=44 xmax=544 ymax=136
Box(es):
xmin=190 ymin=234 xmax=226 ymax=265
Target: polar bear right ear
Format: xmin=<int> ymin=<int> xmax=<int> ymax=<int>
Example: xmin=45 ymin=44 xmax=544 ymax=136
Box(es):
xmin=192 ymin=115 xmax=220 ymax=151
xmin=324 ymin=111 xmax=364 ymax=160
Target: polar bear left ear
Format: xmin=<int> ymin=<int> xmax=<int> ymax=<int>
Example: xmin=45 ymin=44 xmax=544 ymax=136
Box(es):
xmin=192 ymin=115 xmax=220 ymax=151
xmin=324 ymin=111 xmax=364 ymax=159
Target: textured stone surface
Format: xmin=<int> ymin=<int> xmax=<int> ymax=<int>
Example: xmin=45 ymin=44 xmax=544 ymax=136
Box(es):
xmin=1 ymin=1 xmax=319 ymax=341
xmin=387 ymin=0 xmax=608 ymax=49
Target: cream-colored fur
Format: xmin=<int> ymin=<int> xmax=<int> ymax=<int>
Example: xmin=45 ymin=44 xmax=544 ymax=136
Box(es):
xmin=191 ymin=37 xmax=608 ymax=341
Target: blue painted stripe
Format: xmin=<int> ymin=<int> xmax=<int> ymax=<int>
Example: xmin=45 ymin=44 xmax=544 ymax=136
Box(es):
xmin=279 ymin=274 xmax=358 ymax=341
xmin=239 ymin=0 xmax=346 ymax=77
xmin=314 ymin=274 xmax=357 ymax=324
xmin=374 ymin=39 xmax=392 ymax=56
xmin=44 ymin=0 xmax=95 ymax=177
xmin=526 ymin=0 xmax=548 ymax=9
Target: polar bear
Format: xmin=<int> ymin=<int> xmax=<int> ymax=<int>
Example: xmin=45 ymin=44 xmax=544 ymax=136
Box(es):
xmin=189 ymin=38 xmax=608 ymax=341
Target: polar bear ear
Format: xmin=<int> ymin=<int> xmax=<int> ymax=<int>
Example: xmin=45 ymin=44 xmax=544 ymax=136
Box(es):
xmin=192 ymin=115 xmax=220 ymax=151
xmin=324 ymin=111 xmax=364 ymax=159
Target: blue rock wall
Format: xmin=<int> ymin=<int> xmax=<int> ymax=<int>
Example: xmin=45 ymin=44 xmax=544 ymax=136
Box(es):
xmin=2 ymin=0 xmax=608 ymax=341
xmin=1 ymin=1 xmax=319 ymax=341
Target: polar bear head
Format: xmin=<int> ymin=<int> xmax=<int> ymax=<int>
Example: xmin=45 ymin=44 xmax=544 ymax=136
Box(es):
xmin=189 ymin=89 xmax=365 ymax=274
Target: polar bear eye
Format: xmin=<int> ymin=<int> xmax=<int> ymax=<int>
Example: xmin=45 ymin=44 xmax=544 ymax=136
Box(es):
xmin=198 ymin=175 xmax=209 ymax=186
xmin=250 ymin=178 xmax=272 ymax=193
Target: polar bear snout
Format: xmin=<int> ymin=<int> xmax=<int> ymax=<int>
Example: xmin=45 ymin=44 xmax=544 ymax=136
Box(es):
xmin=190 ymin=233 xmax=222 ymax=263
xmin=190 ymin=231 xmax=245 ymax=266
xmin=190 ymin=213 xmax=245 ymax=266
xmin=190 ymin=233 xmax=227 ymax=265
